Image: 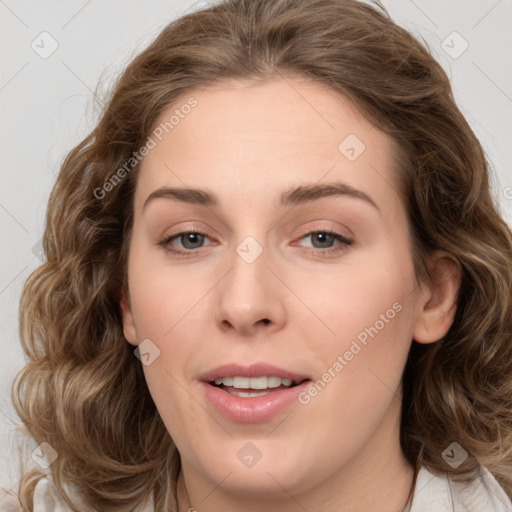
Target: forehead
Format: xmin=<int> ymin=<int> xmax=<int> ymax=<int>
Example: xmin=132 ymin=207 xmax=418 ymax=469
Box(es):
xmin=134 ymin=76 xmax=402 ymax=215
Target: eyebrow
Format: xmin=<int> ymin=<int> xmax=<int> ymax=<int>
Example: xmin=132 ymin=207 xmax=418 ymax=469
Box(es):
xmin=142 ymin=182 xmax=380 ymax=213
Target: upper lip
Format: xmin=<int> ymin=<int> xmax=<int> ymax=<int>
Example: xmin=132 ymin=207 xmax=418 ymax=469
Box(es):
xmin=199 ymin=363 xmax=311 ymax=383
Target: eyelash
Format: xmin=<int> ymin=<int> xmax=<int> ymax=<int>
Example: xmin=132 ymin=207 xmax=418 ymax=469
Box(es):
xmin=158 ymin=228 xmax=353 ymax=257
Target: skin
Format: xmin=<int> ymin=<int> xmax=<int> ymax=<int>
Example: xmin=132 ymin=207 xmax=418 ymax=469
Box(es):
xmin=119 ymin=75 xmax=461 ymax=512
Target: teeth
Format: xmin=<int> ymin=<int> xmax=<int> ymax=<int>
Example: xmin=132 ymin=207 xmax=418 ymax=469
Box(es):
xmin=226 ymin=389 xmax=272 ymax=398
xmin=213 ymin=376 xmax=294 ymax=389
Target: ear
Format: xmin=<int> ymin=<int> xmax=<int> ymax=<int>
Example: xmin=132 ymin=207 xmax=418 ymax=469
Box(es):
xmin=413 ymin=251 xmax=462 ymax=344
xmin=118 ymin=285 xmax=138 ymax=346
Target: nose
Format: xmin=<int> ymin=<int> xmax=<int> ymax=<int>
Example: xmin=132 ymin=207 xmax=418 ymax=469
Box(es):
xmin=213 ymin=239 xmax=287 ymax=337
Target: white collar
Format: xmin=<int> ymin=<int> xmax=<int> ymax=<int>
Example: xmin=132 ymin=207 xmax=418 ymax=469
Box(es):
xmin=409 ymin=464 xmax=512 ymax=511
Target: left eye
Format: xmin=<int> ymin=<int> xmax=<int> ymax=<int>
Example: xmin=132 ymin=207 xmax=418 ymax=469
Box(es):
xmin=158 ymin=230 xmax=353 ymax=255
xmin=298 ymin=230 xmax=352 ymax=251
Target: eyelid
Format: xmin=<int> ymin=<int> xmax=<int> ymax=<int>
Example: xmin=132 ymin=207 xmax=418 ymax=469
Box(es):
xmin=295 ymin=224 xmax=353 ymax=242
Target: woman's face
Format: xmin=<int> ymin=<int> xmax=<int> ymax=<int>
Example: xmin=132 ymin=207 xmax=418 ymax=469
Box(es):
xmin=120 ymin=76 xmax=450 ymax=505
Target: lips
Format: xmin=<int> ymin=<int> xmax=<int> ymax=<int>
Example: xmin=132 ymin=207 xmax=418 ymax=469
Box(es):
xmin=198 ymin=363 xmax=312 ymax=423
xmin=198 ymin=362 xmax=311 ymax=383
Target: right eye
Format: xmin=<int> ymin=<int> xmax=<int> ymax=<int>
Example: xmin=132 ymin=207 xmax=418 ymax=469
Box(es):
xmin=158 ymin=230 xmax=214 ymax=256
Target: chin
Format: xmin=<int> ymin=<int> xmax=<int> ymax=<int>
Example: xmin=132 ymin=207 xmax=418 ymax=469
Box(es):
xmin=189 ymin=438 xmax=315 ymax=495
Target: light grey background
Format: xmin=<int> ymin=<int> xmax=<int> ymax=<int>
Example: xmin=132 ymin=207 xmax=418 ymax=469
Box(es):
xmin=1 ymin=0 xmax=511 ymax=495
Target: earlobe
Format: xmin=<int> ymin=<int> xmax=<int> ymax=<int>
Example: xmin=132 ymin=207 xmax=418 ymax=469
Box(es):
xmin=413 ymin=252 xmax=462 ymax=344
xmin=118 ymin=286 xmax=138 ymax=346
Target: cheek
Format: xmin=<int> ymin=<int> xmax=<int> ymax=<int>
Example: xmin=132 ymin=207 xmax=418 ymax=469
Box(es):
xmin=142 ymin=362 xmax=209 ymax=463
xmin=298 ymin=245 xmax=417 ymax=410
xmin=127 ymin=239 xmax=213 ymax=340
xmin=297 ymin=242 xmax=416 ymax=347
xmin=291 ymin=271 xmax=415 ymax=473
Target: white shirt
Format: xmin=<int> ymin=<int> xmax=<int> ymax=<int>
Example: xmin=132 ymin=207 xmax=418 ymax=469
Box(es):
xmin=2 ymin=464 xmax=511 ymax=511
xmin=409 ymin=464 xmax=512 ymax=511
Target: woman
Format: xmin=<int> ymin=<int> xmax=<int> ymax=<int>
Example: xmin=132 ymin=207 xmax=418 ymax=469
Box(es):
xmin=6 ymin=0 xmax=512 ymax=510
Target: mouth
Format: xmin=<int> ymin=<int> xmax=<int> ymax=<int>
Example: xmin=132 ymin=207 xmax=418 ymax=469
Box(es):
xmin=209 ymin=376 xmax=308 ymax=398
xmin=198 ymin=363 xmax=312 ymax=423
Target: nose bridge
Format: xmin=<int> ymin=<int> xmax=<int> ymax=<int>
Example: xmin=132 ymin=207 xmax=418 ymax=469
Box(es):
xmin=226 ymin=232 xmax=270 ymax=308
xmin=213 ymin=229 xmax=285 ymax=334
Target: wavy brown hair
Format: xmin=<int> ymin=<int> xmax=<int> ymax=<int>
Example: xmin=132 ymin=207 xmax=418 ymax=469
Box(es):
xmin=9 ymin=0 xmax=512 ymax=510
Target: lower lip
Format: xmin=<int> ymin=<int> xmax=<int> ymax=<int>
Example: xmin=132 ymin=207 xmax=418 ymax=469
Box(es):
xmin=199 ymin=381 xmax=311 ymax=423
